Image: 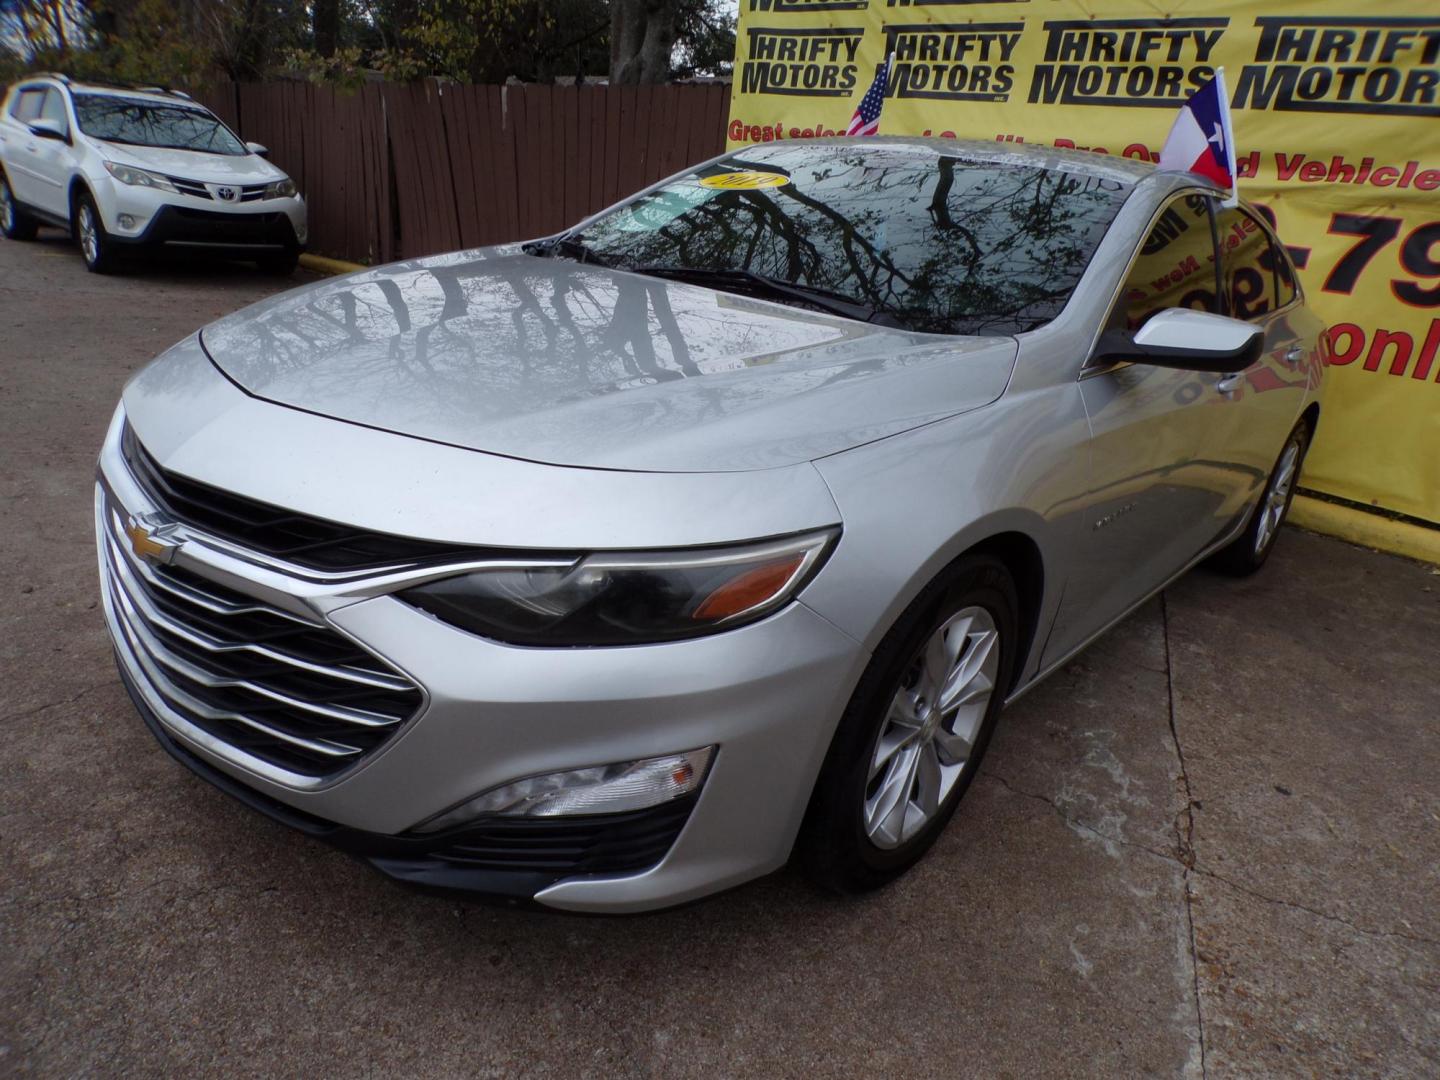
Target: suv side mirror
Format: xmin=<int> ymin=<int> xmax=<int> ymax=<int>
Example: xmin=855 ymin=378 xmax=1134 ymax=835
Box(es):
xmin=1094 ymin=309 xmax=1262 ymax=374
xmin=245 ymin=141 xmax=269 ymax=158
xmin=28 ymin=118 xmax=67 ymax=142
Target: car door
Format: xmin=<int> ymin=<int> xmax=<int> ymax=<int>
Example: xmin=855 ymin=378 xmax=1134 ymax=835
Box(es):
xmin=1202 ymin=204 xmax=1314 ymax=516
xmin=1 ymin=85 xmax=49 ymax=207
xmin=25 ymin=87 xmax=76 ymax=218
xmin=1042 ymin=191 xmax=1234 ymax=666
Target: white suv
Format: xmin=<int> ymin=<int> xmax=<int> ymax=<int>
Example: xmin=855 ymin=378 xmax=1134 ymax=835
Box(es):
xmin=0 ymin=75 xmax=306 ymax=274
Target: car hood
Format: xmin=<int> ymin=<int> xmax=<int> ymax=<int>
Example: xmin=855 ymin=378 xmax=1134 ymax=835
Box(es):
xmin=92 ymin=141 xmax=283 ymax=183
xmin=198 ymin=248 xmax=1017 ymax=473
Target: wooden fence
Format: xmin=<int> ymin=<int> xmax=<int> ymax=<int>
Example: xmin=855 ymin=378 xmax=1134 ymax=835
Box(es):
xmin=190 ymin=81 xmax=732 ymax=265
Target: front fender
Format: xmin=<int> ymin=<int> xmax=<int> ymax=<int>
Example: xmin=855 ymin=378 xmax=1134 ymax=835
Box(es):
xmin=804 ymin=382 xmax=1091 ymax=687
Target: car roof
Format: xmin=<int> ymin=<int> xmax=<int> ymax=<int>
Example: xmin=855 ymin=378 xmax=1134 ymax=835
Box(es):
xmin=67 ymin=83 xmax=201 ymax=107
xmin=726 ymin=135 xmax=1159 ymax=187
xmin=13 ymin=76 xmax=201 ymax=109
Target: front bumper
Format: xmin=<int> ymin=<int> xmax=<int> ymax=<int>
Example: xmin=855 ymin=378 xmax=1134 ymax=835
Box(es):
xmin=96 ymin=408 xmax=866 ymax=912
xmin=97 ymin=180 xmax=307 ymax=254
xmin=117 ymin=660 xmax=700 ymax=907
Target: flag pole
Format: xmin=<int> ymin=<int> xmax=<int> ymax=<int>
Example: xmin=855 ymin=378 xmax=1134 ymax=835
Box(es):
xmin=1214 ymin=66 xmax=1239 ymax=208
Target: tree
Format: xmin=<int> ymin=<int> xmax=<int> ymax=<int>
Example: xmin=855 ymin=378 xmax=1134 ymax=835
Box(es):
xmin=312 ymin=0 xmax=338 ymax=57
xmin=608 ymin=0 xmax=674 ymax=84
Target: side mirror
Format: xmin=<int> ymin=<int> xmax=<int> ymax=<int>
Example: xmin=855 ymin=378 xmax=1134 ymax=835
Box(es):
xmin=1094 ymin=309 xmax=1262 ymax=374
xmin=245 ymin=141 xmax=269 ymax=158
xmin=28 ymin=118 xmax=67 ymax=142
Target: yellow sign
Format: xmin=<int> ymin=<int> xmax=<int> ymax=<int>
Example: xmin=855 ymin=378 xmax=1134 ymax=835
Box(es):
xmin=700 ymin=171 xmax=790 ymax=190
xmin=728 ymin=0 xmax=1440 ymax=525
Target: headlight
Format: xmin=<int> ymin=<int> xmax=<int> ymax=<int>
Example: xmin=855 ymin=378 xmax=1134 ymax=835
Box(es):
xmin=399 ymin=529 xmax=837 ymax=646
xmin=264 ymin=177 xmax=297 ymax=199
xmin=103 ymin=161 xmax=177 ymax=192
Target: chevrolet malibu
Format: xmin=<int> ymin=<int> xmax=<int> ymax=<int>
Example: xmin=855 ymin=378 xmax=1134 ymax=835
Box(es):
xmin=96 ymin=138 xmax=1325 ymax=912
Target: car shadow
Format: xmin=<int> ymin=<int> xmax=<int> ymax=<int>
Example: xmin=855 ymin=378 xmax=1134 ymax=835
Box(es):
xmin=26 ymin=227 xmax=310 ymax=285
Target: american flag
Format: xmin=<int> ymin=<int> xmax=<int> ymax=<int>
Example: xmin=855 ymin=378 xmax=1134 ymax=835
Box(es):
xmin=846 ymin=54 xmax=893 ymax=137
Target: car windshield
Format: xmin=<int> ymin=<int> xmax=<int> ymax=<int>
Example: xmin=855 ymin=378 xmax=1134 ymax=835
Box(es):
xmin=72 ymin=94 xmax=246 ymax=155
xmin=568 ymin=144 xmax=1132 ymax=336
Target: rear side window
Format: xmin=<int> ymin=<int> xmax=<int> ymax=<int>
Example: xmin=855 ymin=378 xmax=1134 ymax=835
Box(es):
xmin=11 ymin=87 xmax=45 ymax=122
xmin=1215 ymin=206 xmax=1277 ymax=320
xmin=1115 ymin=193 xmax=1220 ymax=330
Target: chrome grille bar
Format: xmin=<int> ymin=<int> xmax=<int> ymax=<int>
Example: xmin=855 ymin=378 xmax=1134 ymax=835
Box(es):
xmin=167 ymin=175 xmax=212 ymax=199
xmin=99 ymin=490 xmax=423 ymax=780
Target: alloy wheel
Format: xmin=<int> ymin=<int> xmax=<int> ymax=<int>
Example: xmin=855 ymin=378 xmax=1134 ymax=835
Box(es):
xmin=79 ymin=204 xmax=99 ymax=265
xmin=864 ymin=605 xmax=1000 ymax=850
xmin=1254 ymin=437 xmax=1301 ymax=556
xmin=0 ymin=182 xmax=13 ymax=232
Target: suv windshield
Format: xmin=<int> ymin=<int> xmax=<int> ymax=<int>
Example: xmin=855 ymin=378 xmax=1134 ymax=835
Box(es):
xmin=72 ymin=94 xmax=246 ymax=155
xmin=565 ymin=144 xmax=1132 ymax=336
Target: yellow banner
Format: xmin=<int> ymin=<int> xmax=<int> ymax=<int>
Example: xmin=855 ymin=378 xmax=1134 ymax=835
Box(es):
xmin=728 ymin=1 xmax=1440 ymax=525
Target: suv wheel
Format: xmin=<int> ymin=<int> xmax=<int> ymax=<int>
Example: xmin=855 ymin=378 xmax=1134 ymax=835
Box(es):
xmin=798 ymin=553 xmax=1018 ymax=894
xmin=75 ymin=192 xmax=116 ymax=273
xmin=1 ymin=174 xmax=39 ymax=241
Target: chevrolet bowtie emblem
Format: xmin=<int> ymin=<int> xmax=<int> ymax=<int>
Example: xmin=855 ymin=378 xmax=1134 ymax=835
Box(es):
xmin=125 ymin=514 xmax=181 ymax=564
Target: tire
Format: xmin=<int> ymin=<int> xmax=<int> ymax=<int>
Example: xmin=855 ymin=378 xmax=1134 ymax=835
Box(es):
xmin=1209 ymin=419 xmax=1311 ymax=576
xmin=258 ymin=250 xmax=299 ymax=276
xmin=74 ymin=191 xmax=117 ymax=274
xmin=798 ymin=553 xmax=1019 ymax=894
xmin=0 ymin=173 xmax=39 ymax=241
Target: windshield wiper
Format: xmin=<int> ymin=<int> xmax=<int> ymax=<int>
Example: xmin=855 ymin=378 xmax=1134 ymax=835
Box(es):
xmin=629 ymin=265 xmax=901 ymax=327
xmin=521 ymin=234 xmax=612 ymax=267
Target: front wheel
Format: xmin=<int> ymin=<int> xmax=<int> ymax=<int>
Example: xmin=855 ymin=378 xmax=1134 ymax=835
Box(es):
xmin=1 ymin=174 xmax=38 ymax=240
xmin=798 ymin=554 xmax=1018 ymax=894
xmin=1209 ymin=420 xmax=1311 ymax=576
xmin=75 ymin=192 xmax=117 ymax=274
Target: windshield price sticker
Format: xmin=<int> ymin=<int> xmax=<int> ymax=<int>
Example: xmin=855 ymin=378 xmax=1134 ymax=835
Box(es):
xmin=700 ymin=172 xmax=790 ymax=190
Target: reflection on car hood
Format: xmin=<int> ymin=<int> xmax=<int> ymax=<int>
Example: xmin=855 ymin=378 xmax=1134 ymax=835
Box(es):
xmin=93 ymin=142 xmax=282 ymax=183
xmin=198 ymin=247 xmax=1018 ymax=472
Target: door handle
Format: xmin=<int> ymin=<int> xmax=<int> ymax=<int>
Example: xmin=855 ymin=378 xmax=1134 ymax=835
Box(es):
xmin=1216 ymin=373 xmax=1244 ymax=394
xmin=1284 ymin=345 xmax=1305 ymax=364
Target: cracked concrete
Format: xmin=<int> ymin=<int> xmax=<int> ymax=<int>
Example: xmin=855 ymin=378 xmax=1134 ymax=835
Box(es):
xmin=3 ymin=234 xmax=1438 ymax=1077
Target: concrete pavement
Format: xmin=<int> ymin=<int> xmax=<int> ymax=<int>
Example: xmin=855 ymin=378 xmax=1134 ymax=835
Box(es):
xmin=1 ymin=232 xmax=1436 ymax=1077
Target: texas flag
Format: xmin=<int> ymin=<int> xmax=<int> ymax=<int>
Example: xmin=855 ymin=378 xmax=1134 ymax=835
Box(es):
xmin=1158 ymin=68 xmax=1239 ymax=206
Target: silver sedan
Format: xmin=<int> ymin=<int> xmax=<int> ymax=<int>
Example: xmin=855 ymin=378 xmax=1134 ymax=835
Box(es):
xmin=96 ymin=138 xmax=1326 ymax=912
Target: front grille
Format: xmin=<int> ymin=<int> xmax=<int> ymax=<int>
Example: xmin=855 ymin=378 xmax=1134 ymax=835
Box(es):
xmin=165 ymin=177 xmax=268 ymax=202
xmin=121 ymin=424 xmax=479 ymax=573
xmin=100 ymin=497 xmax=423 ymax=779
xmin=168 ymin=175 xmax=212 ymax=199
xmin=429 ymin=797 xmax=696 ymax=876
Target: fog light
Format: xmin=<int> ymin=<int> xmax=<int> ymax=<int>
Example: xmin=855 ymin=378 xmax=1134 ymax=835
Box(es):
xmin=117 ymin=213 xmax=137 ymax=229
xmin=412 ymin=747 xmax=714 ymax=833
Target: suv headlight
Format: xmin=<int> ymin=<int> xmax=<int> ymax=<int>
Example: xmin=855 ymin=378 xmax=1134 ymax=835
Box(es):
xmin=103 ymin=162 xmax=177 ymax=192
xmin=264 ymin=177 xmax=297 ymax=199
xmin=399 ymin=529 xmax=837 ymax=646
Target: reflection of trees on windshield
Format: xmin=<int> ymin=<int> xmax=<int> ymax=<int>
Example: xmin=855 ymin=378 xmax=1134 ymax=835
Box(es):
xmin=73 ymin=96 xmax=244 ymax=155
xmin=583 ymin=148 xmax=1128 ymax=336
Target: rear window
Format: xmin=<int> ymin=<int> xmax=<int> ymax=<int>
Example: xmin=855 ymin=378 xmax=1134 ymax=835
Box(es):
xmin=575 ymin=145 xmax=1132 ymax=336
